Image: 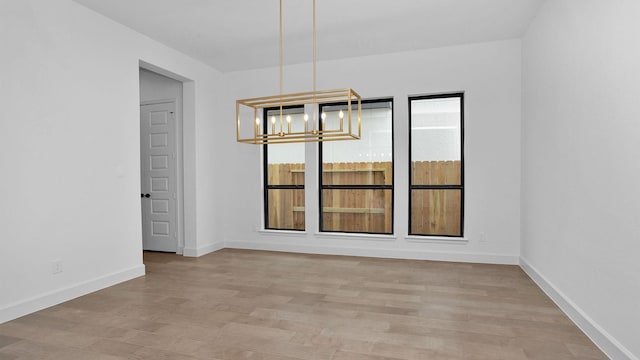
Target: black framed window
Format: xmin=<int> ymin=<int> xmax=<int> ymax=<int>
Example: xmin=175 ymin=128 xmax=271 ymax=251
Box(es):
xmin=319 ymin=99 xmax=394 ymax=234
xmin=263 ymin=106 xmax=305 ymax=230
xmin=409 ymin=93 xmax=464 ymax=236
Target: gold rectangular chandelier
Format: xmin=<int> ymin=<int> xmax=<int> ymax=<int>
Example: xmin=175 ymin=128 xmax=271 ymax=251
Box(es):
xmin=236 ymin=0 xmax=362 ymax=145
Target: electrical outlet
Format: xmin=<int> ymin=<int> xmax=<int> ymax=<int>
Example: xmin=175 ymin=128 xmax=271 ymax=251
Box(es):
xmin=52 ymin=260 xmax=62 ymax=274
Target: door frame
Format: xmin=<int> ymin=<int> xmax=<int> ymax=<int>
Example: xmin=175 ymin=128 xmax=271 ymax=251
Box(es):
xmin=140 ymin=98 xmax=185 ymax=254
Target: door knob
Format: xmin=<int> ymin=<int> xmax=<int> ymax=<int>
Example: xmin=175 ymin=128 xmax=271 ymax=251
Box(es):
xmin=145 ymin=193 xmax=150 ymax=198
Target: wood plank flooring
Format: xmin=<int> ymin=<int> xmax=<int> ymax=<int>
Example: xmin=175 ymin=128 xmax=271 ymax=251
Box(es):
xmin=0 ymin=249 xmax=607 ymax=359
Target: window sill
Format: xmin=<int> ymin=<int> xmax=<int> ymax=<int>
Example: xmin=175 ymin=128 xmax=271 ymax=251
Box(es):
xmin=258 ymin=229 xmax=307 ymax=237
xmin=256 ymin=231 xmax=467 ymax=244
xmin=314 ymin=232 xmax=397 ymax=242
xmin=404 ymin=235 xmax=468 ymax=244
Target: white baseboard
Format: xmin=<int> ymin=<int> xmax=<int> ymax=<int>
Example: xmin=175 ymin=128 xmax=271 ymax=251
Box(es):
xmin=183 ymin=242 xmax=224 ymax=257
xmin=519 ymin=257 xmax=637 ymax=360
xmin=0 ymin=265 xmax=145 ymax=324
xmin=225 ymin=240 xmax=519 ymax=265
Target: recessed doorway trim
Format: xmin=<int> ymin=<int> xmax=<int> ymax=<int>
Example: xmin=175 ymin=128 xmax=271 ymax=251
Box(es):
xmin=139 ymin=59 xmax=196 ymax=255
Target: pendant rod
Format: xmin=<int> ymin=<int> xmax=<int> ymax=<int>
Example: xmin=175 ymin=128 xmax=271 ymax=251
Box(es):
xmin=312 ymin=0 xmax=317 ymax=132
xmin=279 ymin=0 xmax=283 ymax=128
xmin=313 ymin=0 xmax=316 ymax=95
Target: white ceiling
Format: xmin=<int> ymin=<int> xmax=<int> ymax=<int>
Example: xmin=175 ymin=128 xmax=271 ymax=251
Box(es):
xmin=73 ymin=0 xmax=544 ymax=72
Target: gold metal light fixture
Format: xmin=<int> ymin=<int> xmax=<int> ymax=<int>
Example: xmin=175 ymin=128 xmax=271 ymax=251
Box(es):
xmin=236 ymin=0 xmax=362 ymax=144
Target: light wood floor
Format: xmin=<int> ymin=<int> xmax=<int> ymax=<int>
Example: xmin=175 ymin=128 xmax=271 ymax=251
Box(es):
xmin=0 ymin=249 xmax=606 ymax=360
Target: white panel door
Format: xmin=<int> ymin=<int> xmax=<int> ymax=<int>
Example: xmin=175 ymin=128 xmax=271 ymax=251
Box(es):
xmin=140 ymin=102 xmax=177 ymax=252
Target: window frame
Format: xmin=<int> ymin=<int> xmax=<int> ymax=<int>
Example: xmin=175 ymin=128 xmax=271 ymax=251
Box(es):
xmin=318 ymin=98 xmax=395 ymax=235
xmin=408 ymin=92 xmax=465 ymax=237
xmin=262 ymin=105 xmax=306 ymax=231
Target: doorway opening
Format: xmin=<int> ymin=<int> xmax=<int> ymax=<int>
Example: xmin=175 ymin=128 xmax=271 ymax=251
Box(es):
xmin=139 ymin=68 xmax=185 ymax=254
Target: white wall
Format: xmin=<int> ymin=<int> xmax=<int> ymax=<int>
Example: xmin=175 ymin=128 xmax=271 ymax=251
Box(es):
xmin=0 ymin=0 xmax=223 ymax=323
xmin=521 ymin=1 xmax=640 ymax=359
xmin=221 ymin=40 xmax=522 ymax=264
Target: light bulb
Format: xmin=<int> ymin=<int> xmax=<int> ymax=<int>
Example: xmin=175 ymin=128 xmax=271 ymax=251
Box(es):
xmin=255 ymin=117 xmax=260 ymax=125
xmin=286 ymin=115 xmax=291 ymax=123
xmin=271 ymin=116 xmax=276 ymax=124
xmin=338 ymin=110 xmax=344 ymax=119
xmin=321 ymin=112 xmax=327 ymax=120
xmin=304 ymin=114 xmax=309 ymax=122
